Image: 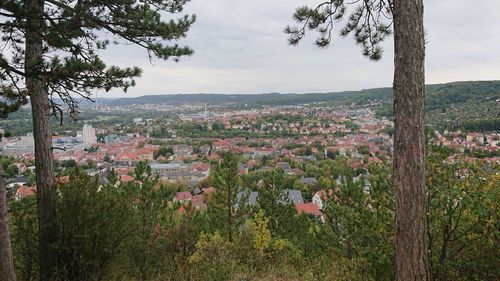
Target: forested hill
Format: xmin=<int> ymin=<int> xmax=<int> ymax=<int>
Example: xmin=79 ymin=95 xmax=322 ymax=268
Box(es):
xmin=108 ymin=80 xmax=500 ymax=108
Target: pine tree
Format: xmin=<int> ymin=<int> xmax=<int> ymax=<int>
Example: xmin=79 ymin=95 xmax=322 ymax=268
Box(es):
xmin=257 ymin=169 xmax=285 ymax=233
xmin=0 ymin=1 xmax=195 ymax=279
xmin=286 ymin=1 xmax=429 ymax=280
xmin=210 ymin=152 xmax=240 ymax=242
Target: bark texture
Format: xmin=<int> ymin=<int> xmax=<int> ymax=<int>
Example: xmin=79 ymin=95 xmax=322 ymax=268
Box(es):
xmin=0 ymin=167 xmax=16 ymax=281
xmin=25 ymin=0 xmax=57 ymax=280
xmin=393 ymin=0 xmax=430 ymax=280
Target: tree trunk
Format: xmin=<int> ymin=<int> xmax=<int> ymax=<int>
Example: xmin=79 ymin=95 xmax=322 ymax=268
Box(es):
xmin=25 ymin=0 xmax=57 ymax=280
xmin=228 ymin=183 xmax=232 ymax=243
xmin=0 ymin=167 xmax=16 ymax=281
xmin=393 ymin=0 xmax=430 ymax=280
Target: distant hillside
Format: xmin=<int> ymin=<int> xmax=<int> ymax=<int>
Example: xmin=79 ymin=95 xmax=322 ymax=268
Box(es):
xmin=108 ymin=80 xmax=500 ymax=109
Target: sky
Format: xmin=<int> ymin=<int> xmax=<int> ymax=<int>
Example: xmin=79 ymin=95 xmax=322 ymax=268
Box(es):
xmin=101 ymin=0 xmax=500 ymax=97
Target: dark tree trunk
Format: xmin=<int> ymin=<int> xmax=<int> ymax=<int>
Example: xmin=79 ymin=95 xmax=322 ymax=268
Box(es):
xmin=228 ymin=184 xmax=232 ymax=243
xmin=393 ymin=0 xmax=430 ymax=280
xmin=0 ymin=167 xmax=17 ymax=281
xmin=25 ymin=0 xmax=57 ymax=280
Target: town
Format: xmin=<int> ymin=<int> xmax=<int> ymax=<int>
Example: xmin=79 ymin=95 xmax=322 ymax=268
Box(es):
xmin=1 ymin=0 xmax=499 ymax=278
xmin=2 ymin=102 xmax=498 ymax=218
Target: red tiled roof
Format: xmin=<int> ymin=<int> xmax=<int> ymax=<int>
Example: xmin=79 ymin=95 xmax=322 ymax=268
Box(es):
xmin=16 ymin=186 xmax=36 ymax=199
xmin=175 ymin=191 xmax=192 ymax=201
xmin=120 ymin=175 xmax=134 ymax=183
xmin=191 ymin=194 xmax=204 ymax=204
xmin=213 ymin=140 xmax=231 ymax=147
xmin=191 ymin=162 xmax=210 ymax=172
xmin=135 ymin=147 xmax=156 ymax=155
xmin=295 ymin=203 xmax=321 ymax=217
xmin=202 ymin=187 xmax=216 ymax=199
xmin=116 ymin=152 xmax=139 ymax=161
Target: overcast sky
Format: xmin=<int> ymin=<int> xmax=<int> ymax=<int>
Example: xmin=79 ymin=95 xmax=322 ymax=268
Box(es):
xmin=101 ymin=0 xmax=500 ymax=97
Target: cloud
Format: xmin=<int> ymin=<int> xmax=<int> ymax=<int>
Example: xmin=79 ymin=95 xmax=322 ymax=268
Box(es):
xmin=101 ymin=0 xmax=500 ymax=97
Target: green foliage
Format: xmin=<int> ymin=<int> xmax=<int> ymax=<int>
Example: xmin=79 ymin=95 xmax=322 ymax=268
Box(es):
xmin=461 ymin=118 xmax=500 ymax=132
xmin=0 ymin=86 xmax=27 ymax=118
xmin=285 ymin=1 xmax=392 ymax=60
xmin=153 ymin=146 xmax=174 ymax=159
xmin=251 ymin=210 xmax=272 ymax=255
xmin=54 ymin=174 xmax=133 ymax=281
xmin=10 ymin=171 xmax=134 ymax=281
xmin=60 ymin=159 xmax=77 ymax=168
xmin=323 ymin=166 xmax=395 ymax=280
xmin=257 ymin=169 xmax=286 ymax=233
xmin=211 ymin=122 xmax=225 ymax=131
xmin=7 ymin=157 xmax=499 ymax=280
xmin=209 ymin=152 xmax=242 ymax=242
xmin=188 ymin=233 xmax=234 ymax=280
xmin=84 ymin=146 xmax=99 ymax=153
xmin=358 ymin=145 xmax=370 ymax=155
xmin=9 ymin=196 xmax=39 ymax=281
xmin=427 ymin=156 xmax=499 ymax=281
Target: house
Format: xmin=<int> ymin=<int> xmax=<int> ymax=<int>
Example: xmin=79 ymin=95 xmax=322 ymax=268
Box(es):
xmin=295 ymin=203 xmax=322 ymax=217
xmin=191 ymin=200 xmax=207 ymax=211
xmin=151 ymin=162 xmax=190 ymax=181
xmin=312 ymin=189 xmax=336 ymax=210
xmin=174 ymin=191 xmax=192 ymax=203
xmin=296 ymin=155 xmax=317 ymax=162
xmin=191 ymin=194 xmax=207 ymax=211
xmin=120 ymin=174 xmax=135 ymax=183
xmin=135 ymin=147 xmax=156 ymax=161
xmin=202 ymin=186 xmax=216 ymax=201
xmin=190 ymin=162 xmax=211 ymax=178
xmin=279 ymin=189 xmax=304 ymax=205
xmin=213 ymin=140 xmax=231 ymax=152
xmin=300 ymin=176 xmax=318 ymax=186
xmin=15 ymin=185 xmax=36 ymax=201
xmin=258 ymin=166 xmax=274 ymax=172
xmin=276 ymin=162 xmax=293 ymax=174
xmin=353 ymin=174 xmax=372 ymax=192
xmin=191 ymin=194 xmax=204 ymax=204
xmin=466 ymin=133 xmax=484 ymax=143
xmin=337 ymin=174 xmax=372 ymax=192
xmin=238 ymin=163 xmax=249 ymax=175
xmin=236 ymin=190 xmax=259 ymax=208
xmin=253 ymin=149 xmax=275 ymax=159
xmin=193 ymin=187 xmax=203 ymax=195
xmin=115 ymin=151 xmax=140 ymax=166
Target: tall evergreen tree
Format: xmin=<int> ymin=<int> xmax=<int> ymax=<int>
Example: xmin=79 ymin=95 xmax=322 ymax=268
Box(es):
xmin=0 ymin=1 xmax=195 ymax=280
xmin=210 ymin=152 xmax=240 ymax=242
xmin=286 ymin=0 xmax=429 ymax=280
xmin=257 ymin=169 xmax=285 ymax=233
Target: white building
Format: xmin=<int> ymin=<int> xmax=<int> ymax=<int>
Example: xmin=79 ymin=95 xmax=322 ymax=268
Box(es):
xmin=1 ymin=133 xmax=35 ymax=155
xmin=19 ymin=133 xmax=35 ymax=147
xmin=82 ymin=124 xmax=97 ymax=145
